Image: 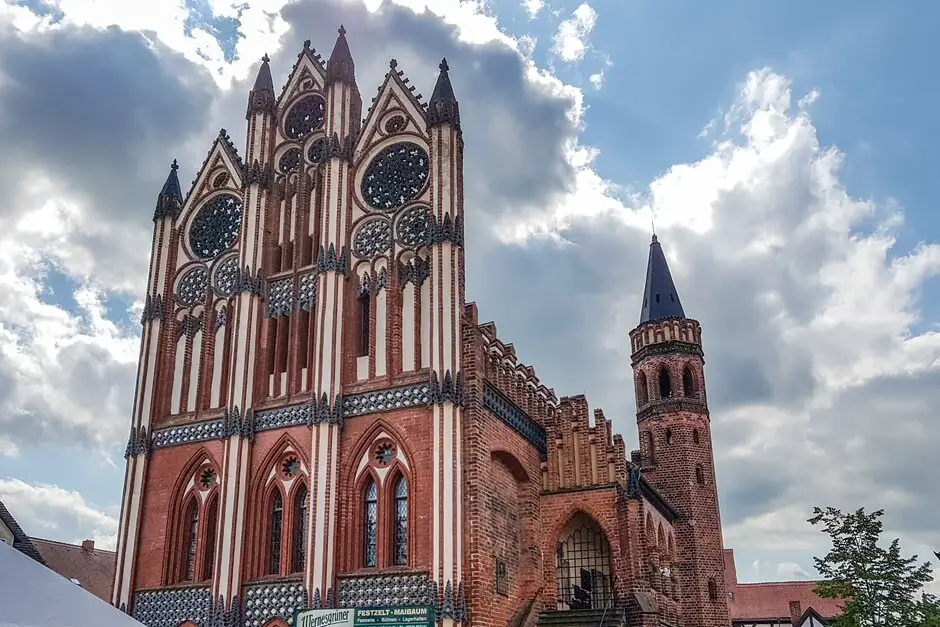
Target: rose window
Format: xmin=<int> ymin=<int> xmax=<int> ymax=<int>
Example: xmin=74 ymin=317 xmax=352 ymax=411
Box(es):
xmin=396 ymin=205 xmax=432 ymax=248
xmin=353 ymin=218 xmax=392 ymax=260
xmin=281 ymin=455 xmax=300 ymax=478
xmin=177 ymin=266 xmax=209 ymax=306
xmin=189 ymin=194 xmax=243 ymax=260
xmin=199 ymin=467 xmax=217 ymax=489
xmin=374 ymin=442 xmax=396 ymax=466
xmin=360 ymin=142 xmax=429 ymax=212
xmin=384 ymin=115 xmax=406 ymax=134
xmin=284 ymin=94 xmax=325 ymax=140
xmin=278 ymin=147 xmax=302 ymax=174
xmin=213 ymin=255 xmax=239 ymax=297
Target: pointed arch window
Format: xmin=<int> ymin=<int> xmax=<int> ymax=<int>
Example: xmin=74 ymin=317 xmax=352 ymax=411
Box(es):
xmin=682 ymin=366 xmax=695 ymax=398
xmin=183 ymin=498 xmax=199 ymax=582
xmin=392 ymin=475 xmax=409 ymax=566
xmin=658 ymin=367 xmax=672 ymax=399
xmin=202 ymin=495 xmax=219 ymax=581
xmin=693 ymin=429 xmax=700 ymax=444
xmin=291 ymin=485 xmax=308 ymax=573
xmin=636 ymin=372 xmax=649 ymax=406
xmin=268 ymin=491 xmax=283 ymax=575
xmin=695 ymin=464 xmax=705 ymax=485
xmin=358 ymin=291 xmax=371 ymax=357
xmin=363 ymin=479 xmax=378 ymax=567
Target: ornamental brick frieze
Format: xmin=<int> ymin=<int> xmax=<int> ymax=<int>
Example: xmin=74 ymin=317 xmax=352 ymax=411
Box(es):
xmin=133 ymin=586 xmax=212 ymax=627
xmin=153 ymin=195 xmax=182 ymax=222
xmin=326 ymin=131 xmax=356 ymax=162
xmin=315 ymin=243 xmax=349 ymax=276
xmin=297 ymin=271 xmax=317 ymax=311
xmin=482 ymin=383 xmax=547 ymax=459
xmin=398 ymin=256 xmax=430 ymax=288
xmin=428 ymin=369 xmax=464 ymax=407
xmin=247 ymin=87 xmax=276 ymax=117
xmin=176 ymin=312 xmax=205 ymax=341
xmin=241 ymin=580 xmax=307 ymax=627
xmin=266 ymin=278 xmax=294 ymax=317
xmin=140 ymin=294 xmax=165 ymax=325
xmin=245 ymin=158 xmax=271 ymax=188
xmin=337 ymin=572 xmax=435 ymax=609
xmin=124 ymin=425 xmax=151 ymax=459
xmin=636 ymin=398 xmax=708 ymax=423
xmin=234 ymin=266 xmax=264 ymax=296
xmin=429 ymin=213 xmax=464 ymax=248
xmin=150 ymin=383 xmax=431 ymax=449
xmin=630 ymin=340 xmax=703 ymax=365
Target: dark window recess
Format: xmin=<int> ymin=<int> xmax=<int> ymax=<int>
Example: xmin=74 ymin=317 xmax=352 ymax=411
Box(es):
xmin=658 ymin=368 xmax=672 ymax=398
xmin=268 ymin=491 xmax=283 ymax=575
xmin=392 ymin=476 xmax=409 ymax=566
xmin=183 ymin=499 xmax=199 ymax=582
xmin=291 ymin=485 xmax=307 ymax=573
xmin=363 ymin=479 xmax=378 ymax=567
xmin=495 ymin=558 xmax=509 ymax=596
xmin=695 ymin=464 xmax=705 ymax=485
xmin=683 ymin=367 xmax=695 ymax=397
xmin=358 ymin=294 xmax=370 ymax=357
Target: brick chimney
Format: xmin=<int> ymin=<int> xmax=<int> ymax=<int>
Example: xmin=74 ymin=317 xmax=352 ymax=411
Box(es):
xmin=789 ymin=600 xmax=802 ymax=626
xmin=81 ymin=539 xmax=94 ymax=552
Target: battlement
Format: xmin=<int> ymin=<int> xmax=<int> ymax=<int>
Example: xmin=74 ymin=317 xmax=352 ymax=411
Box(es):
xmin=465 ymin=303 xmax=558 ymax=422
xmin=629 ymin=317 xmax=702 ymax=359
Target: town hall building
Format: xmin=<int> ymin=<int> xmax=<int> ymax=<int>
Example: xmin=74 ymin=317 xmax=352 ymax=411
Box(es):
xmin=112 ymin=28 xmax=732 ymax=627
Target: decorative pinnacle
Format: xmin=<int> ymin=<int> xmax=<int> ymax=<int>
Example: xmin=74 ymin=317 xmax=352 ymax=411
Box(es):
xmin=261 ymin=53 xmax=270 ymax=63
xmin=171 ymin=159 xmax=179 ymax=171
xmin=389 ymin=58 xmax=398 ymax=69
xmin=303 ymin=39 xmax=311 ymax=51
xmin=439 ymin=58 xmax=449 ymax=72
xmin=338 ymin=24 xmax=346 ymax=35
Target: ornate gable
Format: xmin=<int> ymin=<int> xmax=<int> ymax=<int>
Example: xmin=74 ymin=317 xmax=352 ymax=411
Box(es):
xmin=355 ymin=60 xmax=429 ymax=156
xmin=276 ymin=41 xmax=328 ymax=109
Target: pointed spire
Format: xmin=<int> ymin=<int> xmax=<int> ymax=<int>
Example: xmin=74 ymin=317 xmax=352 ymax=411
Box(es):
xmin=639 ymin=234 xmax=686 ymax=323
xmin=326 ymin=24 xmax=356 ymax=86
xmin=427 ymin=57 xmax=460 ymax=130
xmin=154 ymin=160 xmax=183 ymax=221
xmin=247 ymin=54 xmax=276 ymax=117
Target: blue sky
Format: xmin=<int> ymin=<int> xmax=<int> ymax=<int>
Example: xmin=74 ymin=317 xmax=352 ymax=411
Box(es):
xmin=0 ymin=0 xmax=939 ymax=592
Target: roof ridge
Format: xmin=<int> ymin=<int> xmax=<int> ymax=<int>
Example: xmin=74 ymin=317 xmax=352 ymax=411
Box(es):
xmin=29 ymin=536 xmax=116 ymax=554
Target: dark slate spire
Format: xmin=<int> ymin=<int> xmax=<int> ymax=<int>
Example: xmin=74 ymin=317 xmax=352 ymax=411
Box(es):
xmin=247 ymin=54 xmax=276 ymax=117
xmin=154 ymin=160 xmax=183 ymax=221
xmin=427 ymin=58 xmax=460 ymax=130
xmin=639 ymin=234 xmax=686 ymax=323
xmin=326 ymin=24 xmax=356 ymax=86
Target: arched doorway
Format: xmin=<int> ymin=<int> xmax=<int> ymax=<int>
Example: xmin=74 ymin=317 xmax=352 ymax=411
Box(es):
xmin=554 ymin=513 xmax=614 ymax=610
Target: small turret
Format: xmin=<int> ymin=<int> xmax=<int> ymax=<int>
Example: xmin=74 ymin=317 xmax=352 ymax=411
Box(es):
xmin=247 ymin=54 xmax=276 ymax=118
xmin=326 ymin=25 xmax=356 ymax=86
xmin=427 ymin=58 xmax=460 ymax=130
xmin=639 ymin=234 xmax=685 ymax=323
xmin=153 ymin=160 xmax=182 ymax=221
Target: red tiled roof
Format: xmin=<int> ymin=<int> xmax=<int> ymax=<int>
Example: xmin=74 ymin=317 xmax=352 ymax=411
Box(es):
xmin=30 ymin=537 xmax=116 ymax=603
xmin=724 ymin=549 xmax=845 ymax=621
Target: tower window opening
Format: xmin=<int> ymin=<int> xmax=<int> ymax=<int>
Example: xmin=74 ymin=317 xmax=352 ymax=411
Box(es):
xmin=655 ymin=294 xmax=660 ymax=303
xmin=665 ymin=428 xmax=672 ymax=445
xmin=708 ymin=578 xmax=718 ymax=601
xmin=695 ymin=464 xmax=705 ymax=485
xmin=658 ymin=367 xmax=672 ymax=398
xmin=645 ymin=431 xmax=656 ymax=464
xmin=636 ymin=372 xmax=649 ymax=406
xmin=670 ymin=294 xmax=674 ymax=302
xmin=358 ymin=292 xmax=370 ymax=357
xmin=693 ymin=429 xmax=700 ymax=444
xmin=683 ymin=366 xmax=695 ymax=398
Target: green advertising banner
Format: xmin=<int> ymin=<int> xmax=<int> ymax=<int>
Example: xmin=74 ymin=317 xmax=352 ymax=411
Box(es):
xmin=294 ymin=606 xmax=435 ymax=627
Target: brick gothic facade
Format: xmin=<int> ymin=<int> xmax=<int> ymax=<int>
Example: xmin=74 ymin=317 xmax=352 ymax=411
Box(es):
xmin=112 ymin=29 xmax=732 ymax=627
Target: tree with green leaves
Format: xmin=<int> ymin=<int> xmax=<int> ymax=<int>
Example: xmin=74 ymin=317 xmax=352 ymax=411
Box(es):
xmin=809 ymin=506 xmax=940 ymax=627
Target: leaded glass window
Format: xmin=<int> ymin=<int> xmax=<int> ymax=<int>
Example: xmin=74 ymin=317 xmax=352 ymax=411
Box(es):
xmin=363 ymin=479 xmax=378 ymax=567
xmin=291 ymin=485 xmax=307 ymax=573
xmin=268 ymin=491 xmax=283 ymax=575
xmin=202 ymin=495 xmax=218 ymax=580
xmin=183 ymin=499 xmax=199 ymax=581
xmin=392 ymin=476 xmax=408 ymax=566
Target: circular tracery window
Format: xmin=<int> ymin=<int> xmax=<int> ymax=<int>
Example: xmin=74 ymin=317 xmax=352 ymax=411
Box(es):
xmin=278 ymin=147 xmax=302 ymax=174
xmin=213 ymin=255 xmax=239 ymax=297
xmin=396 ymin=205 xmax=432 ymax=248
xmin=353 ymin=218 xmax=392 ymax=260
xmin=177 ymin=266 xmax=209 ymax=306
xmin=189 ymin=194 xmax=243 ymax=260
xmin=360 ymin=142 xmax=430 ymax=212
xmin=284 ymin=94 xmax=326 ymax=139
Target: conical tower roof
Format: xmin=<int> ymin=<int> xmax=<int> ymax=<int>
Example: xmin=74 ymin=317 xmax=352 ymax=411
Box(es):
xmin=639 ymin=234 xmax=686 ymax=323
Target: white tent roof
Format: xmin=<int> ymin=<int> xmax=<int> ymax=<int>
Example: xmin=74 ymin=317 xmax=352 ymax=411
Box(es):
xmin=0 ymin=540 xmax=144 ymax=627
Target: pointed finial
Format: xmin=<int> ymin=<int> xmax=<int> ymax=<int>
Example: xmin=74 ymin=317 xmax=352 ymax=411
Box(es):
xmin=171 ymin=159 xmax=179 ymax=171
xmin=651 ymin=233 xmax=658 ymax=243
xmin=650 ymin=212 xmax=656 ymax=241
xmin=303 ymin=39 xmax=311 ymax=51
xmin=439 ymin=57 xmax=449 ymax=72
xmin=389 ymin=58 xmax=398 ymax=70
xmin=261 ymin=53 xmax=270 ymax=64
xmin=338 ymin=24 xmax=346 ymax=36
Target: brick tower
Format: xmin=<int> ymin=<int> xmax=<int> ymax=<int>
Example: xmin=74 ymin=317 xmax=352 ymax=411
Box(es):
xmin=629 ymin=234 xmax=731 ymax=626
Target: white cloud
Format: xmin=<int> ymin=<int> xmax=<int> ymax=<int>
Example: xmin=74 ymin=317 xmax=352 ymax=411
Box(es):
xmin=522 ymin=0 xmax=544 ymax=19
xmin=552 ymin=3 xmax=596 ymax=63
xmin=0 ymin=478 xmax=118 ymax=549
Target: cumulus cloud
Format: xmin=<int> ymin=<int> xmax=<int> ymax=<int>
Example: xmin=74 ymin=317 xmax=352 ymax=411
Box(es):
xmin=0 ymin=478 xmax=118 ymax=549
xmin=552 ymin=3 xmax=597 ymax=63
xmin=1 ymin=0 xmax=938 ymax=590
xmin=522 ymin=0 xmax=544 ymax=19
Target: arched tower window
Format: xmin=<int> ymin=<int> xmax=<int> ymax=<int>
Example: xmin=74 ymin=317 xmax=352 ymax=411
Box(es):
xmin=658 ymin=367 xmax=672 ymax=399
xmin=392 ymin=475 xmax=409 ymax=566
xmin=683 ymin=366 xmax=695 ymax=397
xmin=693 ymin=428 xmax=700 ymax=444
xmin=555 ymin=514 xmax=614 ymax=611
xmin=291 ymin=485 xmax=308 ymax=573
xmin=636 ymin=372 xmax=648 ymax=406
xmin=708 ymin=578 xmax=718 ymax=601
xmin=268 ymin=490 xmax=283 ymax=575
xmin=695 ymin=464 xmax=705 ymax=485
xmin=183 ymin=498 xmax=199 ymax=582
xmin=665 ymin=428 xmax=672 ymax=445
xmin=358 ymin=285 xmax=371 ymax=357
xmin=202 ymin=494 xmax=219 ymax=581
xmin=363 ymin=479 xmax=378 ymax=567
xmin=645 ymin=431 xmax=655 ymax=464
